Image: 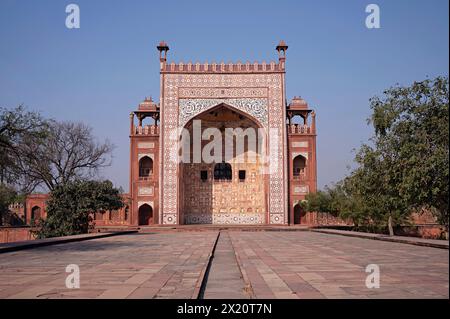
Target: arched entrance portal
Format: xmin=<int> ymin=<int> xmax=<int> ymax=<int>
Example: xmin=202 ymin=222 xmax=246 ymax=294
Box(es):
xmin=138 ymin=204 xmax=153 ymax=226
xmin=180 ymin=103 xmax=267 ymax=225
xmin=293 ymin=204 xmax=306 ymax=224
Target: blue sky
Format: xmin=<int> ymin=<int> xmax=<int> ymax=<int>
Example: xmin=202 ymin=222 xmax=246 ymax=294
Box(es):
xmin=0 ymin=0 xmax=448 ymax=191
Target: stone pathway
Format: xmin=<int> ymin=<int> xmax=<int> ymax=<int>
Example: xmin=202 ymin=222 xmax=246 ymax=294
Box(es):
xmin=0 ymin=231 xmax=447 ymax=299
xmin=229 ymin=231 xmax=449 ymax=299
xmin=0 ymin=232 xmax=218 ymax=299
xmin=202 ymin=232 xmax=250 ymax=299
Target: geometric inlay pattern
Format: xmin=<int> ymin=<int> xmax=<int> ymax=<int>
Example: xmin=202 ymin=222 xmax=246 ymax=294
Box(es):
xmin=185 ymin=213 xmax=265 ymax=224
xmin=160 ymin=72 xmax=286 ymax=225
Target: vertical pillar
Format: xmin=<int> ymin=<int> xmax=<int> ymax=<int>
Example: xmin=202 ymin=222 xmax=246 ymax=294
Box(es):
xmin=129 ymin=113 xmax=134 ymax=135
xmin=311 ymin=111 xmax=316 ymax=133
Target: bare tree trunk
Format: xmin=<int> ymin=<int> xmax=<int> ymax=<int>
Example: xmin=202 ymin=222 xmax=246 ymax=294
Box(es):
xmin=388 ymin=214 xmax=394 ymax=236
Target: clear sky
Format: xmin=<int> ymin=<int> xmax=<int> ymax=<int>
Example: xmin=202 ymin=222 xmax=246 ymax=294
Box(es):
xmin=0 ymin=0 xmax=448 ymax=191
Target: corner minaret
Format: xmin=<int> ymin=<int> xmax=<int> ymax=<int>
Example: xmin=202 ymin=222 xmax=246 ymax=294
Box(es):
xmin=157 ymin=41 xmax=169 ymax=69
xmin=129 ymin=97 xmax=160 ymax=226
xmin=276 ymin=40 xmax=288 ymax=70
xmin=286 ymin=96 xmax=318 ymax=225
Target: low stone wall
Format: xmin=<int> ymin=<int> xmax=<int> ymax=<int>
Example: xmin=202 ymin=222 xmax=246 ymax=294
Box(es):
xmin=0 ymin=227 xmax=36 ymax=244
xmin=305 ymin=212 xmax=353 ymax=226
xmin=315 ymin=224 xmax=447 ymax=240
xmin=306 ymin=210 xmax=446 ymax=239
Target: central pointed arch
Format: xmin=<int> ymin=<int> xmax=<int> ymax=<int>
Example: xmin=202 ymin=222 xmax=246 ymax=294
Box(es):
xmin=179 ymin=102 xmax=268 ymax=225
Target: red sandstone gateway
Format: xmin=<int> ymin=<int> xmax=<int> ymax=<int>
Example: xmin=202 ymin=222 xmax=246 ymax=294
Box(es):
xmin=27 ymin=41 xmax=318 ymax=227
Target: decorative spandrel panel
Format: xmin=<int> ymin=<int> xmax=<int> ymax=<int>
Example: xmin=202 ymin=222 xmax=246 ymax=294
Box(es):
xmin=179 ymin=98 xmax=268 ymax=129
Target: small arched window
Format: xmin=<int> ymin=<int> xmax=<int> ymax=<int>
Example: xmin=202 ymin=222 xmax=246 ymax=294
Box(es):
xmin=293 ymin=155 xmax=306 ymax=177
xmin=214 ymin=162 xmax=232 ymax=180
xmin=139 ymin=156 xmax=153 ymax=178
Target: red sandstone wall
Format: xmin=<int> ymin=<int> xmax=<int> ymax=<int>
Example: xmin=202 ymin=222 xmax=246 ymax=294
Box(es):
xmin=0 ymin=227 xmax=35 ymax=243
xmin=23 ymin=194 xmax=131 ymax=227
xmin=92 ymin=197 xmax=131 ymax=227
xmin=308 ymin=212 xmax=353 ymax=226
xmin=300 ymin=212 xmax=353 ymax=226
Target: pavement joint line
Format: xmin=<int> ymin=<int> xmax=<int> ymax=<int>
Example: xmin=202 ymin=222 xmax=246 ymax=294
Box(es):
xmin=310 ymin=229 xmax=449 ymax=250
xmin=0 ymin=231 xmax=139 ymax=254
xmin=150 ymin=265 xmax=177 ymax=299
xmin=195 ymin=231 xmax=221 ymax=299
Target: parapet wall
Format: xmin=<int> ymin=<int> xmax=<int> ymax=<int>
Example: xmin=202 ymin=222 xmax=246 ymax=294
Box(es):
xmin=162 ymin=61 xmax=284 ymax=73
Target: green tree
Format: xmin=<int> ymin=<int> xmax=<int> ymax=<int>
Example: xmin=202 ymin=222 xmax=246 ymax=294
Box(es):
xmin=335 ymin=76 xmax=449 ymax=235
xmin=299 ymin=77 xmax=448 ymax=235
xmin=301 ymin=190 xmax=332 ymax=213
xmin=369 ymin=76 xmax=449 ymax=231
xmin=36 ymin=180 xmax=124 ymax=239
xmin=302 ymin=182 xmax=357 ymax=215
xmin=344 ymin=143 xmax=409 ymax=235
xmin=301 ymin=182 xmax=372 ymax=228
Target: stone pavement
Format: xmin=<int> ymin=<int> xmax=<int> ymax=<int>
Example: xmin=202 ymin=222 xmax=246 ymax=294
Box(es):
xmin=229 ymin=231 xmax=449 ymax=299
xmin=0 ymin=232 xmax=218 ymax=299
xmin=0 ymin=230 xmax=447 ymax=299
